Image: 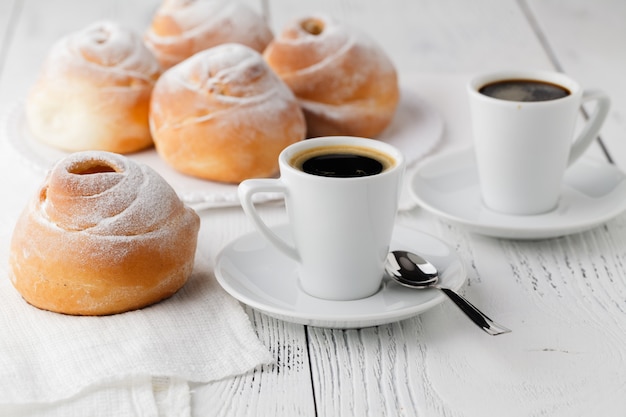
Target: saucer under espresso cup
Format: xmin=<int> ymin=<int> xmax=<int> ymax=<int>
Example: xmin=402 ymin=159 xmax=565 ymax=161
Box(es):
xmin=214 ymin=224 xmax=466 ymax=329
xmin=409 ymin=147 xmax=626 ymax=239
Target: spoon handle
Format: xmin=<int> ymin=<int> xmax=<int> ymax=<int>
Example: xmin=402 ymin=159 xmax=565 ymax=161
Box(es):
xmin=437 ymin=287 xmax=511 ymax=336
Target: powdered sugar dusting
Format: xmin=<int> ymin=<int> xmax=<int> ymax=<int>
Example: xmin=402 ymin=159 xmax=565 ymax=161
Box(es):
xmin=40 ymin=151 xmax=185 ymax=237
xmin=151 ymin=43 xmax=298 ymax=131
xmin=151 ymin=0 xmax=262 ymax=39
xmin=264 ymin=14 xmax=399 ymax=137
xmin=268 ymin=14 xmax=396 ymax=80
xmin=10 ymin=151 xmax=201 ymax=315
xmin=48 ymin=20 xmax=160 ymax=83
xmin=144 ymin=0 xmax=273 ymax=68
xmin=284 ymin=16 xmax=354 ymax=60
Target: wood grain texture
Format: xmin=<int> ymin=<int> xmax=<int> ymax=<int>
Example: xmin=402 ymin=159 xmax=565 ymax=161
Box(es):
xmin=307 ymin=322 xmax=430 ymax=417
xmin=192 ymin=308 xmax=316 ymax=417
xmin=413 ymin=214 xmax=626 ymax=416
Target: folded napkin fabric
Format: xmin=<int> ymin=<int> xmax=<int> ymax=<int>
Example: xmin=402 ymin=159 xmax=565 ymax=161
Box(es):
xmin=0 ymin=246 xmax=273 ymax=409
xmin=0 ymin=376 xmax=190 ymax=417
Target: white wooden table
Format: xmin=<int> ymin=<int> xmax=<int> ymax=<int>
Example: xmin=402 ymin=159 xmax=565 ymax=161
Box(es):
xmin=2 ymin=1 xmax=626 ymax=415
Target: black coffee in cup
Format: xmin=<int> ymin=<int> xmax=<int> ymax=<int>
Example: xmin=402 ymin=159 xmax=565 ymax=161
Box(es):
xmin=479 ymin=79 xmax=570 ymax=102
xmin=290 ymin=145 xmax=395 ymax=178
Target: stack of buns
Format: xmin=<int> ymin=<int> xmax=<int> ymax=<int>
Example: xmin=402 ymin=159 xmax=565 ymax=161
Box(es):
xmin=24 ymin=7 xmax=400 ymax=183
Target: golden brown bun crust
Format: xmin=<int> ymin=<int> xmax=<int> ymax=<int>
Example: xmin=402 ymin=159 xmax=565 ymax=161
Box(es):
xmin=150 ymin=43 xmax=306 ymax=183
xmin=145 ymin=0 xmax=274 ymax=69
xmin=264 ymin=15 xmax=400 ymax=138
xmin=25 ymin=21 xmax=161 ymax=154
xmin=9 ymin=151 xmax=200 ymax=316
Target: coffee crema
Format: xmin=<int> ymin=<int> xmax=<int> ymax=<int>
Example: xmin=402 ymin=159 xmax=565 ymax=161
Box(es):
xmin=479 ymin=79 xmax=570 ymax=102
xmin=290 ymin=145 xmax=395 ymax=178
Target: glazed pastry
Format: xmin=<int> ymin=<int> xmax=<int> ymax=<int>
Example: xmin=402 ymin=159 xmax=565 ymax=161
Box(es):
xmin=264 ymin=15 xmax=400 ymax=138
xmin=150 ymin=43 xmax=306 ymax=183
xmin=144 ymin=0 xmax=273 ymax=69
xmin=26 ymin=21 xmax=161 ymax=154
xmin=9 ymin=151 xmax=200 ymax=316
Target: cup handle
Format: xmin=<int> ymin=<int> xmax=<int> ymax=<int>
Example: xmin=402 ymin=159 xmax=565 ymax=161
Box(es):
xmin=238 ymin=179 xmax=299 ymax=261
xmin=568 ymin=89 xmax=611 ymax=165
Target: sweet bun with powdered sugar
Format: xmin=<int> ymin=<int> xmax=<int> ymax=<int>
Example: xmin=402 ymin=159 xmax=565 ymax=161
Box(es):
xmin=8 ymin=151 xmax=200 ymax=316
xmin=149 ymin=43 xmax=306 ymax=183
xmin=26 ymin=21 xmax=161 ymax=154
xmin=264 ymin=15 xmax=400 ymax=138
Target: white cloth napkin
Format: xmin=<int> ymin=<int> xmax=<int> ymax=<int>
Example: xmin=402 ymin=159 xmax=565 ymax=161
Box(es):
xmin=0 ymin=377 xmax=190 ymax=417
xmin=0 ymin=126 xmax=273 ymax=414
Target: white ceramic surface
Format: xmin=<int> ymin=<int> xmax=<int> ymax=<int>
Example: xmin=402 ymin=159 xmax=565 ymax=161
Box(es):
xmin=214 ymin=224 xmax=467 ymax=329
xmin=1 ymin=85 xmax=443 ymax=208
xmin=410 ymin=147 xmax=626 ymax=239
xmin=239 ymin=136 xmax=405 ymax=301
xmin=468 ymin=70 xmax=610 ymax=215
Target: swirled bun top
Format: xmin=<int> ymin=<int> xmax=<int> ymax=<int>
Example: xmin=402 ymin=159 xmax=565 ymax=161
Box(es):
xmin=145 ymin=0 xmax=274 ymax=69
xmin=9 ymin=151 xmax=200 ymax=315
xmin=152 ymin=42 xmax=294 ymax=109
xmin=264 ymin=15 xmax=400 ymax=138
xmin=43 ymin=151 xmax=187 ymax=236
xmin=150 ymin=43 xmax=305 ymax=183
xmin=58 ymin=20 xmax=161 ymax=79
xmin=25 ymin=21 xmax=161 ymax=153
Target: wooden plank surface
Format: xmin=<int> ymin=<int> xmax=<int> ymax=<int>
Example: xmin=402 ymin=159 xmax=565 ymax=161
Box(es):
xmin=1 ymin=1 xmax=626 ymax=416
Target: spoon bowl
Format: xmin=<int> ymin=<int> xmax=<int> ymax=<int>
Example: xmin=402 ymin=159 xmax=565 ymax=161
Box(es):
xmin=386 ymin=250 xmax=511 ymax=336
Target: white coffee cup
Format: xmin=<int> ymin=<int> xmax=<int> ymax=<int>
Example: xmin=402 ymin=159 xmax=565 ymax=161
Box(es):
xmin=468 ymin=70 xmax=611 ymax=215
xmin=238 ymin=136 xmax=405 ymax=301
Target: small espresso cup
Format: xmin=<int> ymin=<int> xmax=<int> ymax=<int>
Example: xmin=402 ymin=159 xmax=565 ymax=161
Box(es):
xmin=468 ymin=70 xmax=611 ymax=215
xmin=238 ymin=136 xmax=405 ymax=301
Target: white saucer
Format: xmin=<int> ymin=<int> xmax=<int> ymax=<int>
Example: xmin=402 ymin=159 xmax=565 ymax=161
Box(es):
xmin=1 ymin=83 xmax=442 ymax=208
xmin=410 ymin=147 xmax=626 ymax=239
xmin=214 ymin=224 xmax=466 ymax=329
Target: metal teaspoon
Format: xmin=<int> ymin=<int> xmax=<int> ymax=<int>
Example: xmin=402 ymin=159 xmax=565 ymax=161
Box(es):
xmin=385 ymin=250 xmax=512 ymax=336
